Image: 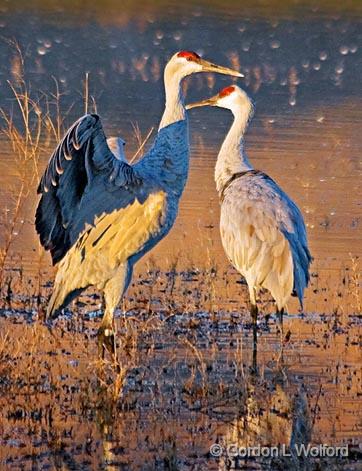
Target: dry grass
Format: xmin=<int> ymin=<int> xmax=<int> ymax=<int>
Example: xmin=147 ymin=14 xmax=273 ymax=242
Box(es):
xmin=0 ymin=42 xmax=43 ymax=292
xmin=0 ymin=41 xmax=67 ymax=307
xmin=349 ymin=254 xmax=361 ymax=314
xmin=0 ymin=331 xmax=21 ymax=383
xmin=0 ymin=44 xmax=103 ymax=310
xmin=129 ymin=121 xmax=154 ymax=164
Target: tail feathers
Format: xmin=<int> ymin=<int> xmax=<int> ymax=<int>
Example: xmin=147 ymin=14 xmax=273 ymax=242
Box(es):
xmin=283 ymin=233 xmax=312 ymax=310
xmin=46 ymin=285 xmax=86 ymax=320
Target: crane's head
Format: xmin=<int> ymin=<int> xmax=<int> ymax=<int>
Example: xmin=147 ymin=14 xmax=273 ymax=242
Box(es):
xmin=186 ymin=85 xmax=252 ymax=114
xmin=107 ymin=137 xmax=127 ymax=161
xmin=166 ymin=51 xmax=243 ymax=79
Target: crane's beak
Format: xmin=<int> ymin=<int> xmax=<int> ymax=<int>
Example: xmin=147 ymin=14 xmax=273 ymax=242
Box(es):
xmin=186 ymin=93 xmax=219 ymax=110
xmin=199 ymin=58 xmax=243 ymax=78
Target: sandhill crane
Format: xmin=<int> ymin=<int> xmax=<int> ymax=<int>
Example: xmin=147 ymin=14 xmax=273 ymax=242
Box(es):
xmin=187 ymin=85 xmax=312 ymax=369
xmin=35 ymin=52 xmax=242 ymax=357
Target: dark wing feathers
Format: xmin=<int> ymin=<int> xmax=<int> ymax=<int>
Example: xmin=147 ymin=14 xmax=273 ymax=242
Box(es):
xmin=35 ymin=114 xmax=140 ymax=265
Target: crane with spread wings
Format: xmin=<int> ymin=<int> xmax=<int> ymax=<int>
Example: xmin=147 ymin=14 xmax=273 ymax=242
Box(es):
xmin=35 ymin=51 xmax=242 ymax=357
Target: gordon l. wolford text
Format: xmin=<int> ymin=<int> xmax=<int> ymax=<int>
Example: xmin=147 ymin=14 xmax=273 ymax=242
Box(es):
xmin=216 ymin=443 xmax=349 ymax=458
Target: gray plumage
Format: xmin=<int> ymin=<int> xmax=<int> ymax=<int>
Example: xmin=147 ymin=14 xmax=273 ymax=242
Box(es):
xmin=220 ymin=169 xmax=311 ymax=310
xmin=187 ymin=84 xmax=312 ymax=313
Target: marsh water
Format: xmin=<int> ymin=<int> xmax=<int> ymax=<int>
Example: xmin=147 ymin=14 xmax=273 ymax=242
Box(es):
xmin=0 ymin=1 xmax=361 ymax=469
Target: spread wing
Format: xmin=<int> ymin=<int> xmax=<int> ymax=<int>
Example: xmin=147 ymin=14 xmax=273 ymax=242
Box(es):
xmin=35 ymin=114 xmax=140 ymax=265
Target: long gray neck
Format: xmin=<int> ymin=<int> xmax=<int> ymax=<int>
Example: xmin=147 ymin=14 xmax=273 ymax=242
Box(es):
xmin=135 ymin=63 xmax=189 ymax=198
xmin=215 ymin=103 xmax=253 ymax=194
xmin=159 ymin=64 xmax=185 ymax=130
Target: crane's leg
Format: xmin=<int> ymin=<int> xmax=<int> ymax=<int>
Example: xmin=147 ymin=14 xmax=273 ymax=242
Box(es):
xmin=277 ymin=307 xmax=284 ymax=328
xmin=98 ymin=305 xmax=117 ymax=361
xmin=276 ymin=307 xmax=284 ymax=342
xmin=251 ymin=303 xmax=258 ymax=373
xmin=98 ymin=263 xmax=132 ymax=364
xmin=276 ymin=307 xmax=285 ymax=366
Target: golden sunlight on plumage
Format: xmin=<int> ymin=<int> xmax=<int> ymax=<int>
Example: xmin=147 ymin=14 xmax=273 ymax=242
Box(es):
xmin=187 ymin=85 xmax=311 ymax=371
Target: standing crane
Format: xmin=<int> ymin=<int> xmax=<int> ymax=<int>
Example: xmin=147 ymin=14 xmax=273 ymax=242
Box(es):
xmin=35 ymin=52 xmax=242 ymax=357
xmin=187 ymin=85 xmax=312 ymax=370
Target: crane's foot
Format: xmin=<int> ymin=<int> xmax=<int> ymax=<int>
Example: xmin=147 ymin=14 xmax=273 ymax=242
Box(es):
xmin=97 ymin=326 xmax=121 ymax=374
xmin=98 ymin=325 xmax=116 ymax=360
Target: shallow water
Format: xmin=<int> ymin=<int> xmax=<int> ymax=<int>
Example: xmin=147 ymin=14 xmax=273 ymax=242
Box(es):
xmin=0 ymin=308 xmax=361 ymax=470
xmin=0 ymin=1 xmax=361 ymax=469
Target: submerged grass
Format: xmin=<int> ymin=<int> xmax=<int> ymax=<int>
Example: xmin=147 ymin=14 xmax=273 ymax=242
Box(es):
xmin=0 ymin=307 xmax=360 ymax=470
